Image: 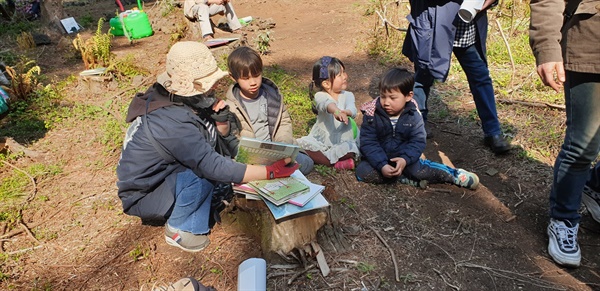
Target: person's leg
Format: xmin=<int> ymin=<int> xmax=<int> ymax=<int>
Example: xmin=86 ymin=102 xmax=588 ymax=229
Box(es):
xmin=403 ymin=159 xmax=479 ymax=189
xmin=453 ymin=45 xmax=502 ymax=137
xmin=413 ymin=65 xmax=434 ymax=122
xmin=305 ymin=150 xmax=332 ymax=166
xmin=583 ymin=164 xmax=600 ymax=224
xmin=355 ymin=160 xmax=395 ymax=184
xmin=224 ymin=2 xmax=242 ymax=31
xmin=165 ymin=169 xmax=214 ymax=252
xmin=193 ymin=4 xmax=216 ymax=39
xmin=550 ymin=71 xmax=600 ymax=224
xmin=547 ymin=71 xmax=600 ymax=267
xmin=295 ymin=152 xmax=315 ymax=175
xmin=453 ymin=44 xmax=511 ymax=154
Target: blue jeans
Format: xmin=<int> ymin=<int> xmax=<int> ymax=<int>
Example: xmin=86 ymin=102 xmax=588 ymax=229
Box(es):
xmin=550 ymin=71 xmax=600 ymax=224
xmin=295 ymin=152 xmax=315 ymax=175
xmin=413 ymin=44 xmax=502 ymax=137
xmin=167 ymin=169 xmax=214 ymax=234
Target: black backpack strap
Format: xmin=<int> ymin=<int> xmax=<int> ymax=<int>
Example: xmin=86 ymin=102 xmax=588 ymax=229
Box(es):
xmin=564 ymin=0 xmax=582 ymax=21
xmin=143 ymin=96 xmax=176 ymax=163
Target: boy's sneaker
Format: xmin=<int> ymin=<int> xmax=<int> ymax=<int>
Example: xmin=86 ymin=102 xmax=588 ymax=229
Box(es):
xmin=334 ymin=159 xmax=355 ymax=170
xmin=165 ymin=224 xmax=210 ymax=253
xmin=582 ymin=185 xmax=600 ymax=224
xmin=547 ymin=218 xmax=581 ymax=267
xmin=454 ymin=169 xmax=479 ymax=189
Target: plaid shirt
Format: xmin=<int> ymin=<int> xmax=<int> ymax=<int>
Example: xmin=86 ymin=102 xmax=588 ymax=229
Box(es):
xmin=453 ymin=21 xmax=476 ymax=47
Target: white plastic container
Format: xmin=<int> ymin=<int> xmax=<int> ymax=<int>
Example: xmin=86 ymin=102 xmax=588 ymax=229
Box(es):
xmin=237 ymin=258 xmax=266 ymax=291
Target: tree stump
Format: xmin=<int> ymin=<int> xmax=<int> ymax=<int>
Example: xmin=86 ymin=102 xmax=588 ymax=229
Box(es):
xmin=225 ymin=197 xmax=328 ymax=260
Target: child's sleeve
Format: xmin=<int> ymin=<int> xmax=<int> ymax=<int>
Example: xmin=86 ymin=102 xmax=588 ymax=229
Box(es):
xmin=314 ymin=92 xmax=335 ymax=114
xmin=359 ymin=115 xmax=390 ymax=171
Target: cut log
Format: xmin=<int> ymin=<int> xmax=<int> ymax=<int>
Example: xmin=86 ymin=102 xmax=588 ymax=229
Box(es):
xmin=226 ymin=198 xmax=328 ymax=260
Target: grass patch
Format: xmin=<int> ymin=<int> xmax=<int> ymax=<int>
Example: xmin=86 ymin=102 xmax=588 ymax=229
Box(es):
xmin=263 ymin=65 xmax=314 ymax=137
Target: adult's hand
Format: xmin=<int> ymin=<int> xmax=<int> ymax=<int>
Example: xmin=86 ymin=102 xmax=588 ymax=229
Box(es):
xmin=265 ymin=158 xmax=299 ymax=179
xmin=537 ymin=62 xmax=565 ymax=93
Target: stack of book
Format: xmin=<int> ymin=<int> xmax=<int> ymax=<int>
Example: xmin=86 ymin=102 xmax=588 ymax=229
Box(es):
xmin=234 ymin=170 xmax=329 ymax=220
xmin=233 ymin=138 xmax=329 ymax=220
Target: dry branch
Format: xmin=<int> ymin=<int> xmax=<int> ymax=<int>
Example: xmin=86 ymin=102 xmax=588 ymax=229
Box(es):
xmin=494 ymin=19 xmax=515 ymax=91
xmin=369 ymin=226 xmax=400 ymax=282
xmin=497 ymin=98 xmax=565 ymax=110
xmin=287 ymin=264 xmax=316 ymax=285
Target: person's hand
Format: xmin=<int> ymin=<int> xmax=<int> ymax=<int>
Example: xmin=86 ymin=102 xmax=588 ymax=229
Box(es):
xmin=265 ymin=158 xmax=299 ymax=179
xmin=333 ymin=109 xmax=348 ymax=125
xmin=536 ymin=62 xmax=565 ymax=93
xmin=381 ymin=157 xmax=405 ymax=178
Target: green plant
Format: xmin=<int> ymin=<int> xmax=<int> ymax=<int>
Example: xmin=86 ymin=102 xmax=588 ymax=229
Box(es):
xmin=16 ymin=31 xmax=34 ymax=49
xmin=254 ymin=30 xmax=273 ymax=55
xmin=72 ymin=18 xmax=113 ymax=69
xmin=263 ymin=66 xmax=314 ymax=136
xmin=357 ymin=262 xmax=375 ymax=273
xmin=160 ymin=0 xmax=177 ymax=17
xmin=79 ymin=13 xmax=95 ymax=28
xmin=106 ymin=54 xmax=150 ymax=79
xmin=314 ymin=164 xmax=335 ymax=177
xmin=4 ymin=57 xmax=41 ymax=101
xmin=129 ymin=244 xmax=150 ymax=261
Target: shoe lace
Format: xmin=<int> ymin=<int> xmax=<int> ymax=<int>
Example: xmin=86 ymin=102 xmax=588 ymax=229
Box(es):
xmin=555 ymin=223 xmax=578 ymax=251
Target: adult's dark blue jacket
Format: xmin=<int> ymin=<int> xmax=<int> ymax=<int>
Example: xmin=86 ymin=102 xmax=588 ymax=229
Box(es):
xmin=116 ymin=83 xmax=246 ymax=223
xmin=401 ymin=0 xmax=495 ymax=81
xmin=359 ymin=98 xmax=426 ymax=171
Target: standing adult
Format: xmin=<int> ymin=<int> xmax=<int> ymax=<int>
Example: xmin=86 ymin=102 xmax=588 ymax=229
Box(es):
xmin=402 ymin=0 xmax=511 ymax=154
xmin=530 ymin=0 xmax=600 ymax=267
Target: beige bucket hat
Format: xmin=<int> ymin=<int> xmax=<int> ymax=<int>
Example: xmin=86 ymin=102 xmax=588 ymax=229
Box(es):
xmin=157 ymin=41 xmax=228 ymax=96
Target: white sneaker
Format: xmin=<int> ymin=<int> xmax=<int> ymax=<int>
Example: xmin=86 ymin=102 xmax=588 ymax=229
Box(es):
xmin=582 ymin=185 xmax=600 ymax=224
xmin=547 ymin=218 xmax=581 ymax=267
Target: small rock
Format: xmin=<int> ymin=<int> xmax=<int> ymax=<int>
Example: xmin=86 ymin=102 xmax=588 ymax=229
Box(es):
xmin=485 ymin=167 xmax=499 ymax=176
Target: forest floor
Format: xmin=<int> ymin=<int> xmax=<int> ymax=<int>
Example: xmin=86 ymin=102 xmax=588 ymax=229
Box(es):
xmin=1 ymin=0 xmax=599 ymax=290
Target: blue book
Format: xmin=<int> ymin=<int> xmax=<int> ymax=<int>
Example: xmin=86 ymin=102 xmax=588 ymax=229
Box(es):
xmin=263 ymin=192 xmax=330 ymax=221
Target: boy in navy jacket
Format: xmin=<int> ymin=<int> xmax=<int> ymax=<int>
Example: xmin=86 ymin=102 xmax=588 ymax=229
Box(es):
xmin=356 ymin=68 xmax=478 ymax=189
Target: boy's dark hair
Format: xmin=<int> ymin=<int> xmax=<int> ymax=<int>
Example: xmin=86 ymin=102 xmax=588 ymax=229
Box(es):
xmin=227 ymin=46 xmax=263 ymax=80
xmin=379 ymin=68 xmax=414 ymax=96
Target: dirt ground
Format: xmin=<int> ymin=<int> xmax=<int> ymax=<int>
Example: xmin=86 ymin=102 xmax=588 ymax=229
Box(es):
xmin=1 ymin=0 xmax=600 ymax=290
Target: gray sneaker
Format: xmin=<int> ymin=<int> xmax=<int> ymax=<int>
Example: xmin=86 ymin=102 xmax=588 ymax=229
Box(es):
xmin=454 ymin=169 xmax=479 ymax=190
xmin=165 ymin=224 xmax=210 ymax=253
xmin=547 ymin=218 xmax=581 ymax=267
xmin=582 ymin=185 xmax=600 ymax=224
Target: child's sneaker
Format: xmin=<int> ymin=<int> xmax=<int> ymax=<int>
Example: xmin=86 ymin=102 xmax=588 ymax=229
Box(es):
xmin=165 ymin=224 xmax=210 ymax=253
xmin=547 ymin=218 xmax=581 ymax=267
xmin=454 ymin=169 xmax=479 ymax=189
xmin=582 ymin=185 xmax=600 ymax=224
xmin=334 ymin=159 xmax=355 ymax=170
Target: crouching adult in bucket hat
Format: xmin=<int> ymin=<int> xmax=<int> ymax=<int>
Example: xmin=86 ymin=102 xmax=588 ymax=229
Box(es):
xmin=116 ymin=41 xmax=298 ymax=252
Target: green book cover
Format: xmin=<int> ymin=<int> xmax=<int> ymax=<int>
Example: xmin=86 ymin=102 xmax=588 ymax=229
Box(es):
xmin=247 ymin=177 xmax=309 ymax=206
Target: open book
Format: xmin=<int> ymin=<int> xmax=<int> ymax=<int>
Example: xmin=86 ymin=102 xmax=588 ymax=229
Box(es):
xmin=235 ymin=137 xmax=300 ymax=165
xmin=247 ymin=176 xmax=309 ymax=206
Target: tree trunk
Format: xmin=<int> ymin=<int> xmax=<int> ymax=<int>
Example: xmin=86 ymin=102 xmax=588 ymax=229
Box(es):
xmin=41 ymin=0 xmax=65 ymax=36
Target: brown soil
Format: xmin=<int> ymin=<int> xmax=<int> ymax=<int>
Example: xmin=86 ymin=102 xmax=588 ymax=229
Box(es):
xmin=1 ymin=0 xmax=599 ymax=290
